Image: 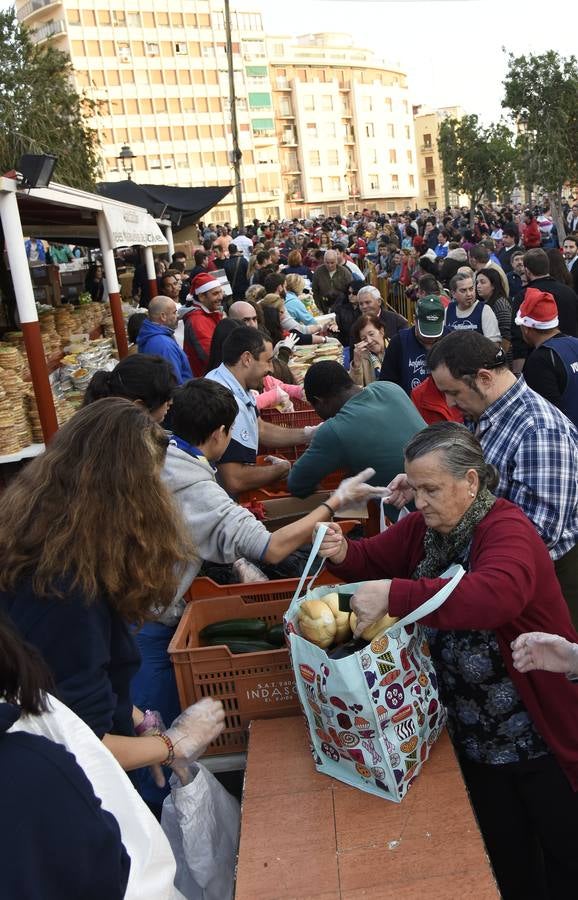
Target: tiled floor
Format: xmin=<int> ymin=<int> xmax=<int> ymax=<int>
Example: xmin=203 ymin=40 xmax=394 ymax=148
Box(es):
xmin=235 ymin=716 xmax=499 ymax=900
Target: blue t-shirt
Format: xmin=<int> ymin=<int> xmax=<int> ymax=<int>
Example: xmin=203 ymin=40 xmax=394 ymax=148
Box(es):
xmin=206 ymin=363 xmax=259 ymax=464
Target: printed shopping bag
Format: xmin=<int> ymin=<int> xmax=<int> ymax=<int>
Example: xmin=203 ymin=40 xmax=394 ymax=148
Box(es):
xmin=284 ymin=524 xmax=465 ymax=802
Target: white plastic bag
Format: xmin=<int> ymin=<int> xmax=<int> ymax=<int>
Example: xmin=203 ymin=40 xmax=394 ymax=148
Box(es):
xmin=161 ymin=764 xmax=240 ymax=900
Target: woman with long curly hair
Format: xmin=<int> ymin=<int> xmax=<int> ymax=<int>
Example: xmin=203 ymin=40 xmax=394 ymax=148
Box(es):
xmin=0 ymin=398 xmax=224 ymax=784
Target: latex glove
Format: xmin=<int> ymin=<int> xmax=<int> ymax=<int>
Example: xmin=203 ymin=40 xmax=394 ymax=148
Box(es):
xmin=264 ymin=455 xmax=291 ymax=473
xmin=385 ymin=473 xmax=415 ymax=510
xmin=331 ymin=467 xmax=389 ymax=508
xmin=314 ymin=520 xmax=347 ymax=564
xmin=303 ymin=424 xmax=321 ymax=442
xmin=273 ymin=333 xmax=299 ymax=356
xmin=273 ymin=386 xmax=290 ymax=407
xmin=350 ymin=580 xmax=392 ymax=638
xmin=231 ymin=557 xmax=269 ymax=583
xmin=165 ymin=698 xmax=226 ymax=764
xmin=511 ymin=633 xmax=578 ymax=675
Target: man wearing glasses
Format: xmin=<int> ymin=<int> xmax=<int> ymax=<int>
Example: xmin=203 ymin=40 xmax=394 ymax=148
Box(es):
xmin=422 ymin=330 xmax=578 ymax=623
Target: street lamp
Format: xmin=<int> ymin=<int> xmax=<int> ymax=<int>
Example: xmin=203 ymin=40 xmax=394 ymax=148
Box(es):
xmin=117 ymin=144 xmax=136 ymax=181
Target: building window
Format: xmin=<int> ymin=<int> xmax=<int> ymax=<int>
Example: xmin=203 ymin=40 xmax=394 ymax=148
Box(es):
xmin=369 ymin=175 xmax=380 ymax=190
xmin=146 ymin=42 xmax=159 ymax=56
xmin=248 ymin=92 xmax=272 ymax=109
xmin=387 ymin=124 xmax=395 ymax=138
xmin=321 ymin=94 xmax=333 ymax=111
xmin=385 ymin=97 xmax=392 ymax=112
xmin=405 ymin=125 xmax=411 ymax=140
xmin=409 ymin=174 xmax=415 ymax=188
xmin=427 ymin=178 xmax=436 ymax=196
xmin=389 ymin=149 xmax=397 ymax=164
xmin=309 ymin=150 xmax=320 ymax=166
xmin=425 ymin=156 xmax=434 ymax=174
xmin=306 ymin=123 xmax=318 ymax=138
xmin=251 ymin=118 xmax=275 ymax=136
xmin=328 ymin=176 xmax=341 ymax=191
xmin=175 ymin=42 xmax=188 ymax=55
xmin=407 ymin=150 xmax=413 ymax=164
xmin=327 ymin=148 xmax=339 ymax=165
xmin=403 ymin=100 xmax=409 ymax=114
xmin=97 ymin=10 xmax=111 ymax=25
xmin=369 ymin=149 xmax=377 ymax=164
xmin=303 ymin=95 xmax=315 ymax=111
xmin=362 ymin=96 xmax=373 ymax=112
xmin=365 ymin=123 xmax=375 ymax=138
xmin=311 ymin=178 xmax=323 ymax=192
xmin=68 ymin=8 xmax=80 ymax=24
xmin=117 ymin=43 xmax=131 ymax=63
xmin=424 ymin=133 xmax=432 ymax=148
xmin=392 ymin=174 xmax=399 ymax=188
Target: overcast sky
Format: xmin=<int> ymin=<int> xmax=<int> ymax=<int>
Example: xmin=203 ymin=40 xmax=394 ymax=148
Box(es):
xmin=235 ymin=0 xmax=578 ymax=125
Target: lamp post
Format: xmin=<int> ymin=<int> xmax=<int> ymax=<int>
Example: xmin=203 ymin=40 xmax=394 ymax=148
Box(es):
xmin=118 ymin=144 xmax=136 ymax=181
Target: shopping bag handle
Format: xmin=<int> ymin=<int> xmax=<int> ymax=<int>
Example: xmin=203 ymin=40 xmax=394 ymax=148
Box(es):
xmin=291 ymin=522 xmax=329 ymax=604
xmin=379 ymin=496 xmax=410 ymax=532
xmin=394 ymin=564 xmax=466 ymax=629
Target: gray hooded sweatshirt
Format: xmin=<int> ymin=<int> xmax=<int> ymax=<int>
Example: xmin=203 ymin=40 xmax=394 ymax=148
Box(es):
xmin=159 ymin=443 xmax=271 ymax=625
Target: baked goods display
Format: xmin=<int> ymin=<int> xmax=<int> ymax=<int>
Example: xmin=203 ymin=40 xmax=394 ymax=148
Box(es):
xmin=288 ymin=342 xmax=344 ymax=385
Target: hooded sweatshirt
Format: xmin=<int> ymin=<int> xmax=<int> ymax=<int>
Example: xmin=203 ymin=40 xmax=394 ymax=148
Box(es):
xmin=136 ymin=318 xmax=192 ymax=384
xmin=159 ymin=442 xmax=271 ymax=624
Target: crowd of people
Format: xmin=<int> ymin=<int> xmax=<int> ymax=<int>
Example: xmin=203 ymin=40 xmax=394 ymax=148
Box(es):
xmin=3 ymin=198 xmax=578 ymax=899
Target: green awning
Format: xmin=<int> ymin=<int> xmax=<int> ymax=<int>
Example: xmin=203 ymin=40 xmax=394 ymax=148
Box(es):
xmin=251 ymin=118 xmax=274 ymax=131
xmin=249 ymin=92 xmax=272 ymax=109
xmin=246 ymin=65 xmax=268 ymax=77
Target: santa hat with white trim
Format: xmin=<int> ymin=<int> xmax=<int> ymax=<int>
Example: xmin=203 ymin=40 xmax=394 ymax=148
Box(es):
xmin=191 ymin=272 xmax=221 ymax=296
xmin=515 ymin=288 xmax=559 ymax=330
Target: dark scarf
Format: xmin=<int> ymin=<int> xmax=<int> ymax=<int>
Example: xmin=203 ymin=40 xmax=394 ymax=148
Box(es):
xmin=412 ymin=488 xmax=496 ymax=579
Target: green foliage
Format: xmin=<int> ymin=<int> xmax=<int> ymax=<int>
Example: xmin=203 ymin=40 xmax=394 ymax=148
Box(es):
xmin=502 ymin=50 xmax=578 ymax=196
xmin=438 ymin=114 xmax=517 ymax=220
xmin=0 ymin=7 xmax=101 ymax=190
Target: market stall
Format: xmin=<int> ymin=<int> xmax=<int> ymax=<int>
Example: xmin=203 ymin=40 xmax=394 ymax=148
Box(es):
xmin=0 ymin=175 xmax=167 ymax=460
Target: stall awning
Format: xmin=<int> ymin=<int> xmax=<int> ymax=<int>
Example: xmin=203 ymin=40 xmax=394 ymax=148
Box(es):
xmin=97 ymin=181 xmax=233 ymax=230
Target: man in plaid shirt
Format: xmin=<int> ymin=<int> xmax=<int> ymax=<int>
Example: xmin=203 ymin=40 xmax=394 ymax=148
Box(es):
xmin=427 ymin=330 xmax=578 ymax=625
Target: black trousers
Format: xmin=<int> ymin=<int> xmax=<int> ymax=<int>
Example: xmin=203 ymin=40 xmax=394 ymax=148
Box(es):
xmin=460 ymin=754 xmax=578 ymax=900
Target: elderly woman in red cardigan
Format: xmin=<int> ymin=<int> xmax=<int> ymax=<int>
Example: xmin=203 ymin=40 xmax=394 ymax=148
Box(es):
xmin=317 ymin=422 xmax=578 ymax=900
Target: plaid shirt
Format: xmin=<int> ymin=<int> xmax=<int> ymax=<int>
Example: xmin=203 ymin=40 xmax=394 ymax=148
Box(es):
xmin=473 ymin=377 xmax=578 ymax=560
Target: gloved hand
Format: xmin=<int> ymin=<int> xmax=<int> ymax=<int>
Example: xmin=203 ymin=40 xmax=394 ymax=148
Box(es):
xmin=165 ymin=698 xmax=226 ymax=765
xmin=264 ymin=455 xmax=291 ymax=472
xmin=330 ymin=467 xmax=390 ymax=508
xmin=350 ymin=580 xmax=392 ymax=638
xmin=273 ymin=386 xmax=290 ymax=408
xmin=273 ymin=333 xmax=299 ymax=356
xmin=303 ymin=424 xmax=321 ymax=441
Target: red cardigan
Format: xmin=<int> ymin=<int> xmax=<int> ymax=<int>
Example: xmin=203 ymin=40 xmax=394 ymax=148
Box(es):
xmin=183 ymin=306 xmax=223 ymax=377
xmin=328 ymin=499 xmax=578 ymax=788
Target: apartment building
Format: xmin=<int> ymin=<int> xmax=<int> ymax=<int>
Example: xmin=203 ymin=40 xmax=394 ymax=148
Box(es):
xmin=268 ymin=33 xmax=418 ymax=218
xmin=413 ymin=105 xmax=468 ymax=210
xmin=15 ymin=0 xmax=284 ymax=223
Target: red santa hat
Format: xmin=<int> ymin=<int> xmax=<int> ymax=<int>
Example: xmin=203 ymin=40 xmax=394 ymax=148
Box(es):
xmin=515 ymin=287 xmax=559 ymax=330
xmin=191 ymin=272 xmax=221 ymax=295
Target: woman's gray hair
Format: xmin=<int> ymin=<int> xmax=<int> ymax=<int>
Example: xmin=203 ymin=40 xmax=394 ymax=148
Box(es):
xmin=404 ymin=422 xmax=499 ymax=493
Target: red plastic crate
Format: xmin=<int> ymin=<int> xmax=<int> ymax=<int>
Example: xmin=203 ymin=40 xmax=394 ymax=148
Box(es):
xmin=260 ymin=406 xmax=321 ymax=428
xmin=187 ymin=570 xmax=340 ymax=603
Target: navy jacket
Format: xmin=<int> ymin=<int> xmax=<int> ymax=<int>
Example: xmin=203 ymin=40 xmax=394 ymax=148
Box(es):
xmin=0 ymin=578 xmax=140 ymax=739
xmin=0 ymin=702 xmax=130 ymax=899
xmin=136 ymin=318 xmax=193 ymax=384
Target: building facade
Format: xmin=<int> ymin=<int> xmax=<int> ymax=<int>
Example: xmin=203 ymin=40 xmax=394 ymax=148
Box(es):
xmin=268 ymin=33 xmax=418 ymax=218
xmin=16 ymin=2 xmax=419 ymax=223
xmin=413 ymin=105 xmax=467 ymax=210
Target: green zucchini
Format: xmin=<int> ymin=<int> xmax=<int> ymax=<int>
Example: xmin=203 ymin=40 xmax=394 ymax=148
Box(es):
xmin=204 ymin=636 xmax=279 ymax=653
xmin=266 ymin=623 xmax=286 ymax=646
xmin=200 ymin=618 xmax=267 ymax=640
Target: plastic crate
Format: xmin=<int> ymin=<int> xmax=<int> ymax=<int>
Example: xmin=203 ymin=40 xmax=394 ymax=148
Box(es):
xmin=187 ymin=570 xmax=340 ymax=602
xmin=169 ymin=594 xmax=300 ymax=755
xmin=260 ymin=406 xmax=321 ymax=428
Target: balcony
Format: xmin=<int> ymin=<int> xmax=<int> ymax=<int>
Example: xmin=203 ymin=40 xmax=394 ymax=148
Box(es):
xmin=18 ymin=0 xmax=60 ymax=21
xmin=278 ymin=110 xmax=295 ymax=118
xmin=33 ymin=18 xmax=65 ymax=41
xmin=421 ymin=144 xmax=433 ymax=152
xmin=422 ymin=168 xmax=436 ymax=178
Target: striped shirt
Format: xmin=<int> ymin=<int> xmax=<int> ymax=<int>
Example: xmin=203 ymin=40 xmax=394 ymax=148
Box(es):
xmin=474 ymin=377 xmax=578 ymax=560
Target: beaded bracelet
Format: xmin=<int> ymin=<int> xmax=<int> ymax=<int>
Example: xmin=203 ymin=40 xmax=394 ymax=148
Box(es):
xmin=151 ymin=730 xmax=175 ymax=766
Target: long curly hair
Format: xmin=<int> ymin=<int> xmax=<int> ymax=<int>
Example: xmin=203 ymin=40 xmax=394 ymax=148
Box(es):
xmin=0 ymin=398 xmax=196 ymax=624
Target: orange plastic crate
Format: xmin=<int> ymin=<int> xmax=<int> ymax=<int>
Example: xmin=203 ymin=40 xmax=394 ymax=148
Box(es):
xmin=260 ymin=406 xmax=321 ymax=428
xmin=169 ymin=595 xmax=297 ymax=755
xmin=187 ymin=570 xmax=339 ymax=602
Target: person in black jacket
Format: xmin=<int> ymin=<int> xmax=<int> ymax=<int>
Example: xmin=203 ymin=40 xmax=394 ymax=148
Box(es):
xmin=223 ymin=243 xmax=249 ymax=301
xmin=0 ymin=616 xmax=130 ymax=900
xmin=335 ymin=280 xmax=364 ymax=351
xmin=523 ymin=249 xmax=578 ymax=337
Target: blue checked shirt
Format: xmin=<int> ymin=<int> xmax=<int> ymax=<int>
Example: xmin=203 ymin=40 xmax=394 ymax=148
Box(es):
xmin=473 ymin=377 xmax=578 ymax=560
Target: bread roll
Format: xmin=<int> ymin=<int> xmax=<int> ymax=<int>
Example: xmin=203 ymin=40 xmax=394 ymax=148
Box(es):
xmin=298 ymin=599 xmax=337 ymax=648
xmin=320 ymin=592 xmax=351 ymax=643
xmin=350 ymin=611 xmax=399 ymax=641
